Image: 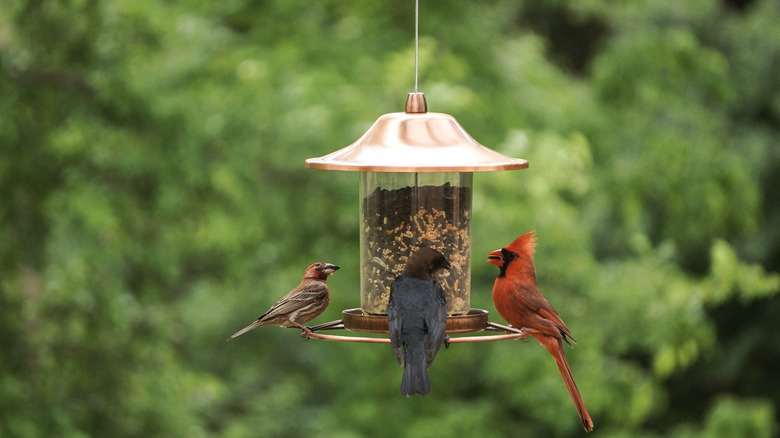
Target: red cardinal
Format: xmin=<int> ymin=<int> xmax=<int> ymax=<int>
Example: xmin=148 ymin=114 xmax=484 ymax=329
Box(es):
xmin=227 ymin=262 xmax=339 ymax=340
xmin=488 ymin=231 xmax=593 ymax=431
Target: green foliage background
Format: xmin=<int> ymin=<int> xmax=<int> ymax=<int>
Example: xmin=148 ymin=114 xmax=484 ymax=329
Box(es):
xmin=2 ymin=0 xmax=779 ymax=436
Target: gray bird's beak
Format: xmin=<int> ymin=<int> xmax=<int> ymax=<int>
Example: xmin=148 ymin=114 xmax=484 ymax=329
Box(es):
xmin=439 ymin=259 xmax=451 ymax=277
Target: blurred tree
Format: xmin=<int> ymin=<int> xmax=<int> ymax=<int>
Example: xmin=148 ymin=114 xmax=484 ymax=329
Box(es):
xmin=0 ymin=0 xmax=778 ymax=437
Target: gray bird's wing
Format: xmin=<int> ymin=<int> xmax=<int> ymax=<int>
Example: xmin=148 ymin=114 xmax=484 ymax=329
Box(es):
xmin=387 ymin=279 xmax=404 ymax=366
xmin=424 ymin=281 xmax=448 ymax=368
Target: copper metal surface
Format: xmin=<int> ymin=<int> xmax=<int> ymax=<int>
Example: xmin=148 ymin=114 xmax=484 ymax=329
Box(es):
xmin=341 ymin=307 xmax=490 ymax=334
xmin=305 ymin=99 xmax=529 ymax=172
xmin=405 ymin=92 xmax=427 ymax=113
xmin=300 ymin=319 xmax=528 ymax=343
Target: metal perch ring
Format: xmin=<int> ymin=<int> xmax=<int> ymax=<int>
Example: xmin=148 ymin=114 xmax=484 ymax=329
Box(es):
xmin=299 ymin=319 xmax=531 ymax=344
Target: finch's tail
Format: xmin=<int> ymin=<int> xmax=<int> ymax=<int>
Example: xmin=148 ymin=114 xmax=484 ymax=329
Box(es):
xmin=536 ymin=334 xmax=594 ymax=432
xmin=400 ymin=344 xmax=431 ymax=397
xmin=227 ymin=320 xmax=265 ymax=341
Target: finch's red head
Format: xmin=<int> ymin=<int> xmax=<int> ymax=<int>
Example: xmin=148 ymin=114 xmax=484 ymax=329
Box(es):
xmin=303 ymin=262 xmax=340 ymax=281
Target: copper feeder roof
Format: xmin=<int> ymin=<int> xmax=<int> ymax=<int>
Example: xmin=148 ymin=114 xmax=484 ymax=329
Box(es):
xmin=305 ymin=93 xmax=529 ymax=173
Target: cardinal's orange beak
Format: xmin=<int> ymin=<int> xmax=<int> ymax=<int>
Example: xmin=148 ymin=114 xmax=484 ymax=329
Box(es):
xmin=487 ymin=249 xmax=504 ymax=267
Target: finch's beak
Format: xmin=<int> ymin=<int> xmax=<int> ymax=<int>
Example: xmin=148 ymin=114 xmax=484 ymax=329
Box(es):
xmin=323 ymin=264 xmax=340 ymax=274
xmin=487 ymin=249 xmax=504 ymax=267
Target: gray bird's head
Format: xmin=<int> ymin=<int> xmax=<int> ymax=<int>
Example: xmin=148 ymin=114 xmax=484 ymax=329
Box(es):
xmin=402 ymin=247 xmax=451 ymax=281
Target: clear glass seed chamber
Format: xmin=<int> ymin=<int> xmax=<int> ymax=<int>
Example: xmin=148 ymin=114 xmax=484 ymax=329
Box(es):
xmin=360 ymin=172 xmax=472 ymax=315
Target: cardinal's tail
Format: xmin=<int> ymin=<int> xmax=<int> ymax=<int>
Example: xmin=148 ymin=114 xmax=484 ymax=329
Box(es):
xmin=400 ymin=342 xmax=431 ymax=397
xmin=537 ymin=334 xmax=594 ymax=432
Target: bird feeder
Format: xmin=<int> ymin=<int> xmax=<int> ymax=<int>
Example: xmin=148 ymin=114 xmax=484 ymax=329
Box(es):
xmin=305 ymin=93 xmax=529 ymax=340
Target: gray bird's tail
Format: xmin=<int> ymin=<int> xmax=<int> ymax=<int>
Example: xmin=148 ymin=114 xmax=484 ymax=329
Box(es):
xmin=400 ymin=343 xmax=430 ymax=397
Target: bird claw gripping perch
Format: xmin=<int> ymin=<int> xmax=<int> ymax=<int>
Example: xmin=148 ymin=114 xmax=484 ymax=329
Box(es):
xmin=300 ymin=326 xmax=314 ymax=340
xmin=515 ymin=326 xmax=546 ymax=342
xmin=486 ymin=321 xmax=530 ymax=341
xmin=443 ymin=335 xmax=452 ymax=349
xmin=507 ymin=327 xmax=529 ymax=342
xmin=299 ymin=320 xmax=346 ymax=341
xmin=518 ymin=329 xmax=528 ymax=342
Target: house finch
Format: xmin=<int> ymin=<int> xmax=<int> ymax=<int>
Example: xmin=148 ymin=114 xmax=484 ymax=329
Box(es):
xmin=227 ymin=262 xmax=339 ymax=340
xmin=488 ymin=231 xmax=593 ymax=431
xmin=388 ymin=247 xmax=450 ymax=396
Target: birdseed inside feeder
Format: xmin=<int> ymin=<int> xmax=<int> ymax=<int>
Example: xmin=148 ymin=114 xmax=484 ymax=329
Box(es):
xmin=305 ymin=93 xmax=528 ymax=334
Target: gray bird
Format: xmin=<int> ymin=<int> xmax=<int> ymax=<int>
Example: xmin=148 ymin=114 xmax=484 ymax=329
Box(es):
xmin=388 ymin=248 xmax=450 ymax=396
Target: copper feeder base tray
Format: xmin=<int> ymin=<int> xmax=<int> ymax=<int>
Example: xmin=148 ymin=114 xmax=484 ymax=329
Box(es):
xmin=301 ymin=310 xmax=528 ymax=344
xmin=342 ymin=307 xmax=489 ymax=334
